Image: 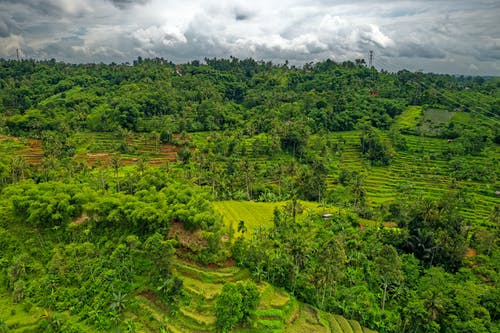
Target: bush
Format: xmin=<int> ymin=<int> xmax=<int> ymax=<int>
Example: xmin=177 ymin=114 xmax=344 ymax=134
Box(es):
xmin=359 ymin=124 xmax=393 ymax=165
xmin=215 ymin=281 xmax=259 ymax=332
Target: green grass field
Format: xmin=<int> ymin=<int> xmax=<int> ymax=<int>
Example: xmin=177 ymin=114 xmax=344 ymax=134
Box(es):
xmin=213 ymin=200 xmax=339 ymax=237
xmin=392 ymin=106 xmax=423 ymax=133
xmin=419 ymin=109 xmax=456 ymax=136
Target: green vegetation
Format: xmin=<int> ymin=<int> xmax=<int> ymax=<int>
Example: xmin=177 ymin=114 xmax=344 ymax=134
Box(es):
xmin=215 ymin=281 xmax=259 ymax=331
xmin=392 ymin=106 xmax=423 ymax=134
xmin=213 ymin=200 xmax=325 ymax=237
xmin=0 ymin=58 xmax=498 ymax=332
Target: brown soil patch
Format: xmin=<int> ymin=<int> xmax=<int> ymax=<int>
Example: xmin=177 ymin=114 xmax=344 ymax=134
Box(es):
xmin=73 ymin=213 xmax=88 ymax=225
xmin=22 ymin=138 xmax=43 ymax=164
xmin=204 ymin=258 xmax=236 ymax=269
xmin=138 ymin=290 xmax=167 ymax=312
xmin=465 ymin=247 xmax=477 ymax=258
xmin=0 ymin=135 xmax=20 ymax=142
xmin=168 ymin=221 xmax=208 ymax=249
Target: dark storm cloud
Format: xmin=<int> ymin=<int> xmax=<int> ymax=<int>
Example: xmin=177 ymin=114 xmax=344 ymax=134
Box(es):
xmin=0 ymin=0 xmax=83 ymax=17
xmin=0 ymin=13 xmax=19 ymax=37
xmin=475 ymin=42 xmax=500 ymax=62
xmin=398 ymin=43 xmax=446 ymax=59
xmin=0 ymin=0 xmax=498 ymax=75
xmin=107 ymin=0 xmax=151 ymax=9
xmin=0 ymin=0 xmax=58 ymax=14
xmin=235 ymin=14 xmax=249 ymax=21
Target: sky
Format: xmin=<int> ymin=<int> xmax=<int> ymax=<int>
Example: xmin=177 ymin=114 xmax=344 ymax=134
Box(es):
xmin=0 ymin=0 xmax=499 ymax=75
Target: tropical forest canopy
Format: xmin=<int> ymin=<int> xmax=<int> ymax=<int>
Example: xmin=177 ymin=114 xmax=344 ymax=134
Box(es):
xmin=0 ymin=57 xmax=498 ymax=333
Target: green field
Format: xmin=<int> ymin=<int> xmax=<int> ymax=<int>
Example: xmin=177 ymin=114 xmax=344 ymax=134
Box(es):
xmin=392 ymin=106 xmax=423 ymax=133
xmin=213 ymin=200 xmax=338 ymax=237
xmin=419 ymin=109 xmax=456 ymax=136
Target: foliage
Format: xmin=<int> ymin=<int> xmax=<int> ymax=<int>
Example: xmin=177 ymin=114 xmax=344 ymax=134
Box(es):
xmin=359 ymin=122 xmax=393 ymax=165
xmin=0 ymin=172 xmax=226 ymax=331
xmin=233 ymin=202 xmax=498 ymax=333
xmin=0 ymin=58 xmax=498 ymax=332
xmin=215 ymin=281 xmax=259 ymax=332
xmin=2 ymin=58 xmax=496 ymax=140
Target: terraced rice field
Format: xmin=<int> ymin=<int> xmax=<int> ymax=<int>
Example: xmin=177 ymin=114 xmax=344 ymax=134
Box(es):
xmin=0 ymin=132 xmax=180 ymax=168
xmin=135 ymin=257 xmax=378 ymax=333
xmin=73 ymin=132 xmax=179 ymax=166
xmin=327 ymin=130 xmax=500 ymax=225
xmin=392 ymin=105 xmax=422 ymax=133
xmin=213 ymin=200 xmax=333 ymax=237
xmin=21 ymin=138 xmax=44 ymax=165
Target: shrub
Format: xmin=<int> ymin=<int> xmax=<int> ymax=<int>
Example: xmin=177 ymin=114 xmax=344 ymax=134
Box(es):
xmin=215 ymin=281 xmax=259 ymax=332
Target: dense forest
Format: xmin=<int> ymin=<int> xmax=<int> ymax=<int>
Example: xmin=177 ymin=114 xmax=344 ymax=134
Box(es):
xmin=0 ymin=57 xmax=498 ymax=332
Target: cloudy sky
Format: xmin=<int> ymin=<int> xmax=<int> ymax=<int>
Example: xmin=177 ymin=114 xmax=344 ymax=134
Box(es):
xmin=0 ymin=0 xmax=499 ymax=75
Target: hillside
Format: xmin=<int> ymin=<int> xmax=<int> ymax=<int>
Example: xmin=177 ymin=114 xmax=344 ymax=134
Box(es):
xmin=0 ymin=252 xmax=373 ymax=333
xmin=0 ymin=58 xmax=498 ymax=333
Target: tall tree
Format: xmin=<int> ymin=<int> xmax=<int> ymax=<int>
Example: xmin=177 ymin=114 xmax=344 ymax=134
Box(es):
xmin=375 ymin=245 xmax=403 ymax=312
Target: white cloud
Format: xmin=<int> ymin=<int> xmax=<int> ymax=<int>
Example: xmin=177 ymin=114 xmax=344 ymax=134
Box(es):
xmin=0 ymin=34 xmax=27 ymax=57
xmin=133 ymin=25 xmax=187 ymax=47
xmin=0 ymin=0 xmax=498 ymax=75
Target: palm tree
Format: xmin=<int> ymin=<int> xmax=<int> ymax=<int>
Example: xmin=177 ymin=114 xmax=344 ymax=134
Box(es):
xmin=111 ymin=154 xmax=122 ymax=191
xmin=237 ymin=220 xmax=247 ymax=235
xmin=117 ymin=127 xmax=133 ymax=153
xmin=136 ymin=155 xmax=149 ymax=175
xmin=109 ymin=291 xmax=127 ymax=333
xmin=109 ymin=291 xmax=127 ymax=314
xmin=408 ymin=229 xmax=438 ymax=265
xmin=10 ymin=155 xmax=27 ymax=182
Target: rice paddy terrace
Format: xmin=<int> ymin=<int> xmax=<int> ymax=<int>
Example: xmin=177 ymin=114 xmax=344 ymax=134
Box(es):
xmin=0 ymin=132 xmax=180 ymax=168
xmin=203 ymin=106 xmax=499 ymax=227
xmin=325 ymin=130 xmax=499 ymax=222
xmin=323 ymin=107 xmax=500 ymax=226
xmin=156 ymin=258 xmax=376 ymax=333
xmin=207 ymin=145 xmax=498 ymax=229
xmin=0 ymin=253 xmax=377 ymax=333
xmin=2 ymin=106 xmax=498 ymax=228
